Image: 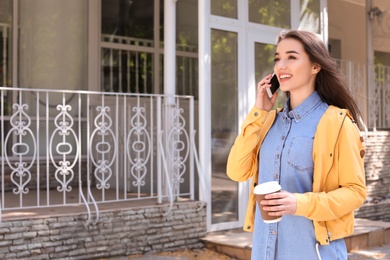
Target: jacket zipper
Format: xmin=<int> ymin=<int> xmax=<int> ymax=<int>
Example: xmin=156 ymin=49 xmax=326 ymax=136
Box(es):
xmin=324 ymin=222 xmax=331 ymax=243
xmin=322 ymin=112 xmax=346 ymax=190
xmin=322 ymin=112 xmax=347 ymax=244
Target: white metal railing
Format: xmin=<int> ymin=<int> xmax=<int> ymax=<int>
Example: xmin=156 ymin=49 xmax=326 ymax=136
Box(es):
xmin=0 ymin=87 xmax=203 ymax=224
xmin=337 ymin=60 xmax=390 ymax=129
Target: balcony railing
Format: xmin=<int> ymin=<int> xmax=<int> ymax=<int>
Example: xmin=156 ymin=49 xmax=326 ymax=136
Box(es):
xmin=0 ymin=87 xmax=204 ymax=225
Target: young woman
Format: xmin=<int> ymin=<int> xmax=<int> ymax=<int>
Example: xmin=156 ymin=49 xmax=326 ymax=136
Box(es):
xmin=226 ymin=30 xmax=367 ymax=260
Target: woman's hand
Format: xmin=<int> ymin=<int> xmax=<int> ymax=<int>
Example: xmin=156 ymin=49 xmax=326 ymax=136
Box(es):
xmin=256 ymin=74 xmax=279 ymax=111
xmin=261 ymin=190 xmax=297 ymax=216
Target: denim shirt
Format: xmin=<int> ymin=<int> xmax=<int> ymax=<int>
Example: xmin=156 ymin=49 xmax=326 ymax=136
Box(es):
xmin=251 ymin=92 xmax=348 ymax=260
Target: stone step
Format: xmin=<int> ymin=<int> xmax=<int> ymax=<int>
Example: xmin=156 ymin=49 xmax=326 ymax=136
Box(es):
xmin=201 ymin=218 xmax=390 ymax=260
xmin=346 ymin=218 xmax=390 ymax=252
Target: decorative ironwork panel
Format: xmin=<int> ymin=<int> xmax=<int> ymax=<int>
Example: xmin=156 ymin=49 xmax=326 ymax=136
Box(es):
xmin=49 ymin=101 xmax=79 ymax=200
xmin=4 ymin=102 xmax=36 ymax=203
xmin=166 ymin=106 xmax=189 ymax=196
xmin=126 ymin=104 xmax=151 ymax=193
xmin=90 ymin=105 xmax=117 ymax=193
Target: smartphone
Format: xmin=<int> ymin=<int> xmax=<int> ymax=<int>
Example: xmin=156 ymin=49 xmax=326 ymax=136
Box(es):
xmin=266 ymin=73 xmax=280 ymax=99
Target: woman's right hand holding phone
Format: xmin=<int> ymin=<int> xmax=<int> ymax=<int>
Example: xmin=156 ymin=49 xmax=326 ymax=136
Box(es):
xmin=256 ymin=74 xmax=279 ymax=111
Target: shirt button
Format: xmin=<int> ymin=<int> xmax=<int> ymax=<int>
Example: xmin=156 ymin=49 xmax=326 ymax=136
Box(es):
xmin=297 ymin=115 xmax=301 ymax=120
xmin=274 ymin=174 xmax=279 ymax=180
xmin=254 ymin=112 xmax=258 ymax=116
xmin=271 ymin=231 xmax=277 ymax=235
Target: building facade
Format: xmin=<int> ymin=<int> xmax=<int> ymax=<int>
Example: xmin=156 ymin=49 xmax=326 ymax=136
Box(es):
xmin=1 ymin=0 xmax=390 ymax=237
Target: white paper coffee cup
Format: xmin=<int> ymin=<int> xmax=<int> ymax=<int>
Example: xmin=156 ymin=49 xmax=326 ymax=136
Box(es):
xmin=254 ymin=181 xmax=282 ymax=223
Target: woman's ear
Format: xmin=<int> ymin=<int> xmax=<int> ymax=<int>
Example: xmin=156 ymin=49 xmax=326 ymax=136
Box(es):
xmin=312 ymin=63 xmax=321 ymax=74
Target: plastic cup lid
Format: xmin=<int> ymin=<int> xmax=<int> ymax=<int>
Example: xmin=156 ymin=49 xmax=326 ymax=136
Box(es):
xmin=254 ymin=181 xmax=281 ymax=194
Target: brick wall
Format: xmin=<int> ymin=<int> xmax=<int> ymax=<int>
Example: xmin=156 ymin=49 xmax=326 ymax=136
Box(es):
xmin=355 ymin=131 xmax=390 ymax=222
xmin=0 ymin=202 xmax=206 ymax=259
xmin=355 ymin=203 xmax=390 ymax=222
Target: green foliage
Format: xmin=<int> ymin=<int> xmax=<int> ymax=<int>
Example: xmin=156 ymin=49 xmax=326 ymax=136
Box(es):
xmin=211 ymin=0 xmax=237 ymax=18
xmin=248 ymin=0 xmax=291 ymax=28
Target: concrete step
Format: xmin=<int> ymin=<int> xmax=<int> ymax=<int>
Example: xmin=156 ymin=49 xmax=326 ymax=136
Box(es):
xmin=201 ymin=218 xmax=390 ymax=260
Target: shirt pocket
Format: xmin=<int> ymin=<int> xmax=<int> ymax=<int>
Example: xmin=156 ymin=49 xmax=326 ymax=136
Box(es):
xmin=287 ymin=137 xmax=314 ymax=172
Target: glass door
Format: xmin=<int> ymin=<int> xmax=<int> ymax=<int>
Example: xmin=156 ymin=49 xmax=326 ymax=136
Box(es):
xmin=209 ymin=30 xmax=283 ymax=231
xmin=208 ymin=0 xmax=244 ymax=231
xmin=210 ymin=28 xmax=239 ymax=226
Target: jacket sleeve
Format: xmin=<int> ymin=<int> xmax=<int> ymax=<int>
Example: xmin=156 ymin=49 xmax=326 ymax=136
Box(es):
xmin=226 ymin=107 xmax=269 ymax=182
xmin=294 ymin=116 xmax=367 ymax=221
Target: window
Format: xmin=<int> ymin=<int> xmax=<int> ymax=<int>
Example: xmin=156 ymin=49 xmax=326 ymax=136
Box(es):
xmin=211 ymin=0 xmax=238 ymax=19
xmin=176 ymin=0 xmax=198 ymax=99
xmin=375 ymin=51 xmax=390 ymax=67
xmin=328 ymin=38 xmax=341 ymax=59
xmin=0 ymin=0 xmax=12 ymax=88
xmin=248 ymin=0 xmax=291 ymax=28
xmin=299 ymin=0 xmax=321 ymax=34
xmin=101 ymin=0 xmax=156 ymax=93
xmin=101 ymin=0 xmax=198 ymax=97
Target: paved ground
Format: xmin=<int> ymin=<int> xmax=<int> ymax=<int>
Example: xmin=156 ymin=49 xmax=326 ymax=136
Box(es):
xmin=106 ymin=244 xmax=390 ymax=260
xmin=103 ymin=248 xmax=230 ymax=260
xmin=348 ymin=243 xmax=390 ymax=259
xmin=113 ymin=257 xmax=186 ymax=260
xmin=103 ymin=218 xmax=390 ymax=260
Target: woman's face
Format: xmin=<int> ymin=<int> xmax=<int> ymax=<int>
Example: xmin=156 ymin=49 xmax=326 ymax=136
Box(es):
xmin=274 ymin=38 xmax=320 ymax=103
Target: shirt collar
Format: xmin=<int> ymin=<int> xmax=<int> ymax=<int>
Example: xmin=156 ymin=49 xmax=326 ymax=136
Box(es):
xmin=283 ymin=91 xmax=323 ymax=123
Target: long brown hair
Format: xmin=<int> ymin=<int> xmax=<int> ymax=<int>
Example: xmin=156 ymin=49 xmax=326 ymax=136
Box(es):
xmin=276 ymin=30 xmax=363 ymax=128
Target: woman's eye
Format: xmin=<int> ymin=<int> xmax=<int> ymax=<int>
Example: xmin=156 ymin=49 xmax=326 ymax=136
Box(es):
xmin=274 ymin=58 xmax=280 ymax=63
xmin=288 ymin=55 xmax=296 ymax=60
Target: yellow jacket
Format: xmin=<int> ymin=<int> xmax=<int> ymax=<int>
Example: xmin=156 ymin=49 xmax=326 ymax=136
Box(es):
xmin=227 ymin=105 xmax=367 ymax=245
